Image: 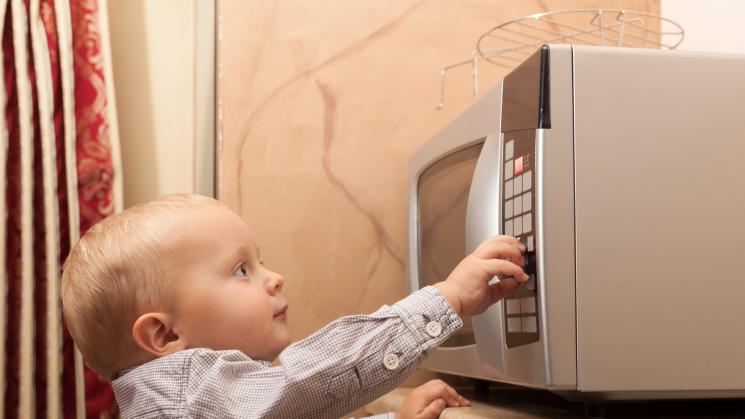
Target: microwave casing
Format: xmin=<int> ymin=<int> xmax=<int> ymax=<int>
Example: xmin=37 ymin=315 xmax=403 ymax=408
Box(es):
xmin=408 ymin=44 xmax=745 ymax=398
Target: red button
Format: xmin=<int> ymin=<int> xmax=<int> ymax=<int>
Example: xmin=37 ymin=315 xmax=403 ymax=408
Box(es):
xmin=514 ymin=156 xmax=524 ymax=175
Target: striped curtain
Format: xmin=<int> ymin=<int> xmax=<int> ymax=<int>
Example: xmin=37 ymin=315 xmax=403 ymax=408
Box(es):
xmin=1 ymin=0 xmax=122 ymax=418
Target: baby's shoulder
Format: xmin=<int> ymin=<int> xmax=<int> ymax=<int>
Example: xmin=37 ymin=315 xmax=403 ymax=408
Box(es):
xmin=185 ymin=348 xmax=275 ymax=378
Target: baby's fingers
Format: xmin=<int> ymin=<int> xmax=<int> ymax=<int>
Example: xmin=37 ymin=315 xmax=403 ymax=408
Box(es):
xmin=482 ymin=259 xmax=529 ymax=282
xmin=475 ymin=236 xmax=526 ymax=259
xmin=482 ymin=259 xmax=529 ymax=303
xmin=474 ymin=240 xmax=526 ymax=267
xmin=416 ymin=399 xmax=446 ymax=419
xmin=489 ymin=277 xmax=523 ymax=303
xmin=447 ymin=388 xmax=470 ymax=407
xmin=421 ymin=380 xmax=469 ymax=407
xmin=439 ymin=382 xmax=469 ymax=407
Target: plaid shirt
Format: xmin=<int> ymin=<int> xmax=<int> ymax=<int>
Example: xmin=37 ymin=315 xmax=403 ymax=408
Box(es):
xmin=112 ymin=286 xmax=462 ymax=418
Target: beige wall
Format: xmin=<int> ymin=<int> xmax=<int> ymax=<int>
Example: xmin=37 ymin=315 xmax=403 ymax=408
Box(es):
xmin=217 ymin=0 xmax=660 ymax=344
xmin=107 ymin=0 xmax=214 ymax=208
xmin=661 ymin=0 xmax=745 ymax=54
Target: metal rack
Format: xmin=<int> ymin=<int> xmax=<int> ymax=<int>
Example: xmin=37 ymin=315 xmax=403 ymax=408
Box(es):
xmin=437 ymin=9 xmax=684 ymax=109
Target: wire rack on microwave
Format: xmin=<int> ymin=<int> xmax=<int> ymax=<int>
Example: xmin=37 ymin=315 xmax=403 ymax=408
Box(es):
xmin=437 ymin=9 xmax=685 ymax=109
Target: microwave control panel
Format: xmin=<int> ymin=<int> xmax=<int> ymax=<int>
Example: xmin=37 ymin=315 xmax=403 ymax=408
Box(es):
xmin=502 ymin=130 xmax=539 ymax=348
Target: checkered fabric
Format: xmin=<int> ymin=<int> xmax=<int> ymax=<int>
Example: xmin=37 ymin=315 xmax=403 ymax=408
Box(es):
xmin=112 ymin=286 xmax=462 ymax=418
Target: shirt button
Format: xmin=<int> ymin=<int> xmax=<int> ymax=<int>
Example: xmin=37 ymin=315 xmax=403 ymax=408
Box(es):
xmin=426 ymin=321 xmax=442 ymax=337
xmin=383 ymin=353 xmax=400 ymax=370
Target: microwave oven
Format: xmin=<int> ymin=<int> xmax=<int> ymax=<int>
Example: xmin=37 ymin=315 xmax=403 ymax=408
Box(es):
xmin=408 ymin=44 xmax=745 ymax=399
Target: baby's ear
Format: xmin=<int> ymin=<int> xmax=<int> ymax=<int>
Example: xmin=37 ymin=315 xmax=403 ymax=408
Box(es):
xmin=131 ymin=312 xmax=186 ymax=357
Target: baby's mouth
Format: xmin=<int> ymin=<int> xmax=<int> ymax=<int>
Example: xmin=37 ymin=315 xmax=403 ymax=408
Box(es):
xmin=274 ymin=305 xmax=288 ymax=320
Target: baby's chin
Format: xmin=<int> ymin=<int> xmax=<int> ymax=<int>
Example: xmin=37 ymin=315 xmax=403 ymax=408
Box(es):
xmin=250 ymin=337 xmax=291 ymax=362
xmin=276 ymin=335 xmax=291 ymax=354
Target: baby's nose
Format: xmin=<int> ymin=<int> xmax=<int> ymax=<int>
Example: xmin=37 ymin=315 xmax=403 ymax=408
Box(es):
xmin=274 ymin=274 xmax=285 ymax=291
xmin=266 ymin=272 xmax=285 ymax=294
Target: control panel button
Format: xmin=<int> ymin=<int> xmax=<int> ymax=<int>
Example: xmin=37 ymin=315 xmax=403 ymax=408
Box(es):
xmin=505 ymin=199 xmax=513 ymax=218
xmin=514 ymin=195 xmax=523 ymax=215
xmin=514 ymin=156 xmax=524 ymax=175
xmin=527 ymin=235 xmax=534 ymax=252
xmin=507 ymin=317 xmax=522 ymax=333
xmin=522 ymin=316 xmax=538 ymax=333
xmin=506 ymin=299 xmax=521 ymax=314
xmin=514 ymin=174 xmax=523 ymax=195
xmin=527 ymin=275 xmax=536 ymax=291
xmin=505 ymin=219 xmax=513 ymax=236
xmin=514 ymin=216 xmax=522 ymax=236
xmin=505 ymin=179 xmax=514 ymax=198
xmin=523 ymin=170 xmax=532 ymax=190
xmin=505 ymin=160 xmax=513 ymax=180
xmin=520 ymin=297 xmax=536 ymax=314
xmin=523 ymin=192 xmax=531 ymax=212
xmin=505 ymin=140 xmax=514 ymax=160
xmin=523 ymin=213 xmax=532 ymax=233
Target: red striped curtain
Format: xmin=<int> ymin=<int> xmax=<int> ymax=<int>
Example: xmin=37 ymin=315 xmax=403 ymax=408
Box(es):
xmin=1 ymin=0 xmax=121 ymax=418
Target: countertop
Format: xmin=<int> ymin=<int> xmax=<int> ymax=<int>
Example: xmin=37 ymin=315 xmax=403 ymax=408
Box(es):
xmin=364 ymin=383 xmax=745 ymax=418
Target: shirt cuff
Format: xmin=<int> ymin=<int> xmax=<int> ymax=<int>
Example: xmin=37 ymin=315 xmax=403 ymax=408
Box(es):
xmin=390 ymin=286 xmax=463 ymax=352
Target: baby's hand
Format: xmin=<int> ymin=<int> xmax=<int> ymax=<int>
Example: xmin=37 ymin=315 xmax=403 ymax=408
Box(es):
xmin=397 ymin=379 xmax=469 ymax=419
xmin=434 ymin=236 xmax=528 ymax=317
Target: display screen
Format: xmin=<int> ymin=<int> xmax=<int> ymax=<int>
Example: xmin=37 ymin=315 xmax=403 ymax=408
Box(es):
xmin=417 ymin=142 xmax=483 ymax=347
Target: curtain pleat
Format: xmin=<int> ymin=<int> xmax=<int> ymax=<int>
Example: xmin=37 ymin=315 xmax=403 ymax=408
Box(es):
xmin=30 ymin=0 xmax=63 ymax=418
xmin=0 ymin=1 xmax=9 ymax=417
xmin=96 ymin=0 xmax=119 ymax=216
xmin=3 ymin=5 xmax=21 ymax=419
xmin=1 ymin=0 xmax=119 ymax=418
xmin=10 ymin=2 xmax=37 ymax=419
xmin=52 ymin=1 xmax=81 ymax=419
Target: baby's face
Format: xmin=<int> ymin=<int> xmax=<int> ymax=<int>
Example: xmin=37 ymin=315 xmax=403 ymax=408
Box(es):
xmin=164 ymin=203 xmax=290 ymax=361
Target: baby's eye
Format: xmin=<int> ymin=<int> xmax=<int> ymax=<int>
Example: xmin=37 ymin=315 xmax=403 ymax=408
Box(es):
xmin=232 ymin=263 xmax=248 ymax=277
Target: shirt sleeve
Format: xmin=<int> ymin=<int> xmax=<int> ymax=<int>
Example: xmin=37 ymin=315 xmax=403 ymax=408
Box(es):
xmin=185 ymin=286 xmax=462 ymax=419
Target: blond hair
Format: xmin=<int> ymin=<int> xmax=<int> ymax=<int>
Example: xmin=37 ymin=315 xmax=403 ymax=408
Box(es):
xmin=61 ymin=193 xmax=219 ymax=379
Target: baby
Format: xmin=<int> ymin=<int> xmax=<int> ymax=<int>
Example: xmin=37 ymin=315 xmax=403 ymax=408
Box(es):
xmin=61 ymin=194 xmax=528 ymax=418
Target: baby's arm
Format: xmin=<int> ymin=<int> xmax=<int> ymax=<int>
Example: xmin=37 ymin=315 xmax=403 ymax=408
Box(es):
xmin=184 ymin=285 xmax=461 ymax=418
xmin=270 ymin=235 xmax=526 ymax=417
xmin=184 ymin=235 xmax=526 ymax=418
xmin=274 ymin=285 xmax=462 ymax=418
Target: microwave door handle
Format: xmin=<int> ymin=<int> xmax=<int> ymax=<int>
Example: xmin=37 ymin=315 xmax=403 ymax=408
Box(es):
xmin=466 ymin=133 xmax=507 ymax=378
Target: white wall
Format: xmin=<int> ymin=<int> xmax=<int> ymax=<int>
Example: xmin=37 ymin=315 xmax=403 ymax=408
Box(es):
xmin=661 ymin=0 xmax=745 ymax=54
xmin=106 ymin=0 xmax=214 ymax=208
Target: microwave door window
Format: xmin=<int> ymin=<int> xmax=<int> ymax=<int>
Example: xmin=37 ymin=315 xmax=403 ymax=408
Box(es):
xmin=417 ymin=142 xmax=483 ymax=347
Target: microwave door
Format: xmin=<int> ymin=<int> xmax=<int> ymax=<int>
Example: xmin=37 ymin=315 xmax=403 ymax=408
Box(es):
xmin=466 ymin=133 xmax=507 ymax=379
